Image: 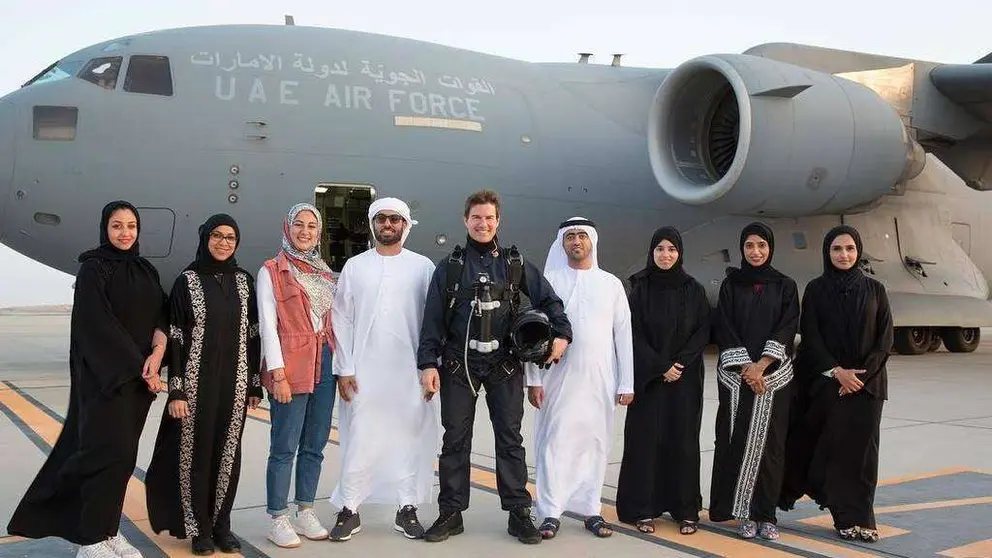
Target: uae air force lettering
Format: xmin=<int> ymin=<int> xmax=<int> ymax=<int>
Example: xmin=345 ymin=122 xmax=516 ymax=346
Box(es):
xmin=190 ymin=51 xmax=492 ymax=123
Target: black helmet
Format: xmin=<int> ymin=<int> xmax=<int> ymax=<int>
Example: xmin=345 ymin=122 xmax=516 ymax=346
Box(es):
xmin=510 ymin=307 xmax=553 ymax=364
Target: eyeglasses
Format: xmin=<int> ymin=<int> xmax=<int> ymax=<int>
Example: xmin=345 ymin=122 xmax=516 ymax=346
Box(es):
xmin=374 ymin=214 xmax=404 ymax=225
xmin=209 ymin=231 xmax=238 ymax=244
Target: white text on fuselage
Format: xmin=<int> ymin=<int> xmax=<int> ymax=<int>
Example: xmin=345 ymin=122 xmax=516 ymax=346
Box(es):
xmin=192 ymin=52 xmax=492 ymax=122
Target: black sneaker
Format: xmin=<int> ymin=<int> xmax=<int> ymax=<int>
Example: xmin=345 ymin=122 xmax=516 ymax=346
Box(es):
xmin=329 ymin=507 xmax=362 ymax=541
xmin=507 ymin=507 xmax=541 ymax=544
xmin=191 ymin=535 xmax=215 ymax=555
xmin=214 ymin=532 xmax=241 ymax=554
xmin=394 ymin=505 xmax=426 ymax=539
xmin=423 ymin=509 xmax=464 ymax=542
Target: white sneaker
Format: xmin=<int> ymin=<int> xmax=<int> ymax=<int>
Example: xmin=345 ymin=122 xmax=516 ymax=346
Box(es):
xmin=294 ymin=508 xmax=329 ymax=540
xmin=268 ymin=515 xmax=302 ymax=548
xmin=76 ymin=541 xmax=118 ymax=558
xmin=106 ymin=532 xmax=142 ymax=558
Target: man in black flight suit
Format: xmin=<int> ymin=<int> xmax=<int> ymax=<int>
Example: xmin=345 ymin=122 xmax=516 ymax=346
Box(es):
xmin=418 ymin=189 xmax=572 ymax=544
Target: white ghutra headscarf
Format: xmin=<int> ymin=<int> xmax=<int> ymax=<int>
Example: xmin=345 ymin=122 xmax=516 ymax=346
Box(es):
xmin=367 ymin=197 xmax=418 ymax=247
xmin=542 ymin=217 xmax=600 ymax=306
xmin=543 ymin=216 xmax=599 ymax=274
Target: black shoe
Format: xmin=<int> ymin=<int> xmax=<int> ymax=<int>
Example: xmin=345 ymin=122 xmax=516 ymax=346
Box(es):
xmin=191 ymin=535 xmax=215 ymax=555
xmin=214 ymin=532 xmax=241 ymax=553
xmin=423 ymin=509 xmax=464 ymax=542
xmin=395 ymin=505 xmax=426 ymax=539
xmin=329 ymin=507 xmax=362 ymax=541
xmin=507 ymin=507 xmax=541 ymax=544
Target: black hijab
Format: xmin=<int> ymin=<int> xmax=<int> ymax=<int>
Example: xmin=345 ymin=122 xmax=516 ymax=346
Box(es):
xmin=75 ymin=201 xmax=166 ymax=349
xmin=184 ymin=213 xmax=244 ymax=275
xmin=726 ymin=221 xmax=787 ymax=284
xmin=631 ymin=226 xmax=691 ymax=289
xmin=821 ymin=224 xmax=870 ymax=351
xmin=78 ymin=200 xmax=144 ymax=263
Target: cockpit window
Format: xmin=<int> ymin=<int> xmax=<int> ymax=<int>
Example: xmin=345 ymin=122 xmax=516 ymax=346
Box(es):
xmin=22 ymin=60 xmax=84 ymax=88
xmin=79 ymin=57 xmax=123 ymax=90
xmin=124 ymin=55 xmax=173 ymax=96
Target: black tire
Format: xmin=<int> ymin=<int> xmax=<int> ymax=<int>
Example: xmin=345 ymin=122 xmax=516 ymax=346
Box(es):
xmin=940 ymin=327 xmax=981 ymax=353
xmin=928 ymin=335 xmax=942 ymax=352
xmin=893 ymin=327 xmax=932 ymax=355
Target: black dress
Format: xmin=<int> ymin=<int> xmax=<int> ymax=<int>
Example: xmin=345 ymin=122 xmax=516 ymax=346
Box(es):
xmin=779 ymin=225 xmax=893 ymax=531
xmin=7 ymin=201 xmax=168 ymax=546
xmin=709 ymin=222 xmax=800 ymax=525
xmin=145 ymin=214 xmax=262 ymax=542
xmin=616 ymin=226 xmax=712 ymax=525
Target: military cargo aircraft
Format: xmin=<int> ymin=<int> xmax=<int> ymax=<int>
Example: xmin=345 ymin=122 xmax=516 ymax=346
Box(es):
xmin=1 ymin=22 xmax=991 ymax=355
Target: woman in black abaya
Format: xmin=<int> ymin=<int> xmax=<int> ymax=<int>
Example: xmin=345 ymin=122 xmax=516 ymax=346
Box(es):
xmin=7 ymin=201 xmax=168 ymax=558
xmin=710 ymin=222 xmax=799 ymax=541
xmin=615 ymin=227 xmax=711 ymax=536
xmin=145 ymin=214 xmax=262 ymax=556
xmin=779 ymin=225 xmax=893 ymax=543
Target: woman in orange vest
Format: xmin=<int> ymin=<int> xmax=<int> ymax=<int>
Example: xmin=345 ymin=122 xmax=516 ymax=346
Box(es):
xmin=256 ymin=203 xmax=339 ymax=548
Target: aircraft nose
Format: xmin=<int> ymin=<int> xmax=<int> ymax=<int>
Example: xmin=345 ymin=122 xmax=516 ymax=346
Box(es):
xmin=0 ymin=100 xmax=12 ymax=234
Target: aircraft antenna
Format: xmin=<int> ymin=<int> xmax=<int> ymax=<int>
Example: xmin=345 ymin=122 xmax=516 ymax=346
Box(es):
xmin=577 ymin=53 xmax=593 ymax=63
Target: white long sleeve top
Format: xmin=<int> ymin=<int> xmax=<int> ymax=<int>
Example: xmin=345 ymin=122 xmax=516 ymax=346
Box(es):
xmin=256 ymin=265 xmax=323 ymax=372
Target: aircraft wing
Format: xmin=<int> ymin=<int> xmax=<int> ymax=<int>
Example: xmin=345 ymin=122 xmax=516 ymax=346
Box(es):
xmin=929 ymin=62 xmax=992 ymax=122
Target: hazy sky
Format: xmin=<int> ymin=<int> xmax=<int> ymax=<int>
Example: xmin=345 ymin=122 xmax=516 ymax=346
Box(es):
xmin=1 ymin=0 xmax=988 ymax=307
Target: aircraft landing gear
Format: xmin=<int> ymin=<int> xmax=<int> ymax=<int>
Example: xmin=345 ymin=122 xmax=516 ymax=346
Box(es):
xmin=892 ymin=326 xmax=981 ymax=354
xmin=939 ymin=327 xmax=981 ymax=353
xmin=893 ymin=327 xmax=933 ymax=355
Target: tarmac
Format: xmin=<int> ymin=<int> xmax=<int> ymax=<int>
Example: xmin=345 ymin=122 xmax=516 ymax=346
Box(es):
xmin=0 ymin=311 xmax=989 ymax=557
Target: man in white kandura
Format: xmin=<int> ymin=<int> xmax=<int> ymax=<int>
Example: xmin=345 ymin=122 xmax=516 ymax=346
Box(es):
xmin=526 ymin=217 xmax=635 ymax=540
xmin=328 ymin=197 xmax=441 ymax=542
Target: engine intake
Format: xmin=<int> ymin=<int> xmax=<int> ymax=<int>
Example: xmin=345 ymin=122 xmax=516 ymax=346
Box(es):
xmin=648 ymin=54 xmax=922 ymax=216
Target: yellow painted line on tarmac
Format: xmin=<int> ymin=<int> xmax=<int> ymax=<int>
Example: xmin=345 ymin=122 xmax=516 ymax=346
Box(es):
xmin=0 ymin=382 xmax=245 ymax=557
xmin=874 ymin=496 xmax=992 ymax=515
xmin=698 ymin=511 xmax=885 ymax=558
xmin=798 ymin=495 xmax=992 ymax=527
xmin=792 ymin=514 xmax=910 ymax=540
xmin=797 ymin=495 xmax=992 ymax=543
xmin=877 ymin=467 xmax=975 ymax=487
xmin=938 ymin=538 xmax=992 ymax=557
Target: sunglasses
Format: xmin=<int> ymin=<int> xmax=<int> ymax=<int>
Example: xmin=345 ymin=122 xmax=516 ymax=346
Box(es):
xmin=374 ymin=214 xmax=405 ymax=225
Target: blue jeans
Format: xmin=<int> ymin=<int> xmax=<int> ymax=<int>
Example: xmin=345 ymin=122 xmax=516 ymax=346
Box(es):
xmin=266 ymin=343 xmax=337 ymax=516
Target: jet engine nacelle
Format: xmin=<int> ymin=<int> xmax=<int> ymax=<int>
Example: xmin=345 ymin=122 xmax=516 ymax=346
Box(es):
xmin=648 ymin=54 xmax=923 ymax=216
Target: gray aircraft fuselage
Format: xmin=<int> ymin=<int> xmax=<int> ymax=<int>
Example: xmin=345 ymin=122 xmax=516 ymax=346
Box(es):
xmin=1 ymin=24 xmax=990 ymax=355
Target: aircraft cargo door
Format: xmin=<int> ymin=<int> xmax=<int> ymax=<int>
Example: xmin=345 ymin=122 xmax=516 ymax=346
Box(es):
xmin=134 ymin=207 xmax=175 ymax=258
xmin=314 ymin=183 xmax=374 ymax=272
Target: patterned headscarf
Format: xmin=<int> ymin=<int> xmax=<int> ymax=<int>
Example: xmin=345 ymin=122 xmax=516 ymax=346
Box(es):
xmin=282 ymin=203 xmax=336 ymax=319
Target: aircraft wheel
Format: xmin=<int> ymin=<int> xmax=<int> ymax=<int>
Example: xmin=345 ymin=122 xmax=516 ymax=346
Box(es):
xmin=940 ymin=327 xmax=981 ymax=353
xmin=893 ymin=327 xmax=932 ymax=355
xmin=928 ymin=335 xmax=942 ymax=352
